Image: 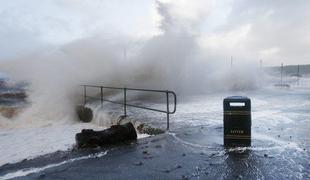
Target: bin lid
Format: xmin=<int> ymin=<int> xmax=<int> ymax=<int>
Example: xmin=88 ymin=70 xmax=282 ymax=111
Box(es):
xmin=224 ymin=96 xmax=250 ymax=102
xmin=223 ymin=96 xmax=251 ymax=110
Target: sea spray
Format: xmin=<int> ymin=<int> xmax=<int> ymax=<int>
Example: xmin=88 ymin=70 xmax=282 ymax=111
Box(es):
xmin=0 ymin=0 xmax=262 ymax=128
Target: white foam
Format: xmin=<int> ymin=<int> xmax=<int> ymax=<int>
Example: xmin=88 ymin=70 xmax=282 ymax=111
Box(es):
xmin=0 ymin=122 xmax=148 ymax=167
xmin=169 ymin=132 xmax=212 ymax=148
xmin=0 ymin=122 xmax=105 ymax=167
xmin=0 ymin=151 xmax=108 ymax=180
xmin=252 ymin=132 xmax=304 ymax=152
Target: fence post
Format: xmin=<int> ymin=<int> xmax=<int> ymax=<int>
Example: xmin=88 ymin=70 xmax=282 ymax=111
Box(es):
xmin=83 ymin=85 xmax=86 ymax=105
xmin=124 ymin=88 xmax=127 ymax=117
xmin=166 ymin=91 xmax=170 ymax=130
xmin=100 ymin=86 xmax=103 ymax=107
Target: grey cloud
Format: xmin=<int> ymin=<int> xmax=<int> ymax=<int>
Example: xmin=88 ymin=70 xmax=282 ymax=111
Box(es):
xmin=216 ymin=0 xmax=310 ymax=65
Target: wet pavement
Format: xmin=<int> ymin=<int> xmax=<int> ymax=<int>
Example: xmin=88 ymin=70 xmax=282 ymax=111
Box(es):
xmin=1 ymin=124 xmax=309 ymax=179
xmin=1 ymin=88 xmax=310 ymax=179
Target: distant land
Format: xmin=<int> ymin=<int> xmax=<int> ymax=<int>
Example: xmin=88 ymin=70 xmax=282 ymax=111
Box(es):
xmin=266 ymin=64 xmax=310 ymax=75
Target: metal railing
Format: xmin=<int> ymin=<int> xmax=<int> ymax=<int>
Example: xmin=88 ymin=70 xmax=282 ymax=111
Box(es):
xmin=81 ymin=85 xmax=177 ymax=130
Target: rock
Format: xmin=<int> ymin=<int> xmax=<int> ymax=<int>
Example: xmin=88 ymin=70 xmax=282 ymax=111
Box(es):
xmin=155 ymin=145 xmax=162 ymax=148
xmin=182 ymin=175 xmax=189 ymax=180
xmin=263 ymin=154 xmax=268 ymax=158
xmin=141 ymin=145 xmax=148 ymax=149
xmin=143 ymin=155 xmax=153 ymax=159
xmin=75 ymin=122 xmax=137 ymax=148
xmin=76 ymin=105 xmax=93 ymax=122
xmin=163 ymin=169 xmax=170 ymax=173
xmin=39 ymin=174 xmax=46 ymax=178
xmin=133 ymin=161 xmax=143 ymax=166
xmin=137 ymin=123 xmax=165 ymax=135
xmin=210 ymin=153 xmax=217 ymax=157
xmin=141 ymin=146 xmax=149 ymax=149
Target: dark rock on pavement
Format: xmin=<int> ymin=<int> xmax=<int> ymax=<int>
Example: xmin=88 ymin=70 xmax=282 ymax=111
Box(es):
xmin=75 ymin=122 xmax=137 ymax=148
xmin=76 ymin=105 xmax=93 ymax=122
xmin=133 ymin=161 xmax=143 ymax=166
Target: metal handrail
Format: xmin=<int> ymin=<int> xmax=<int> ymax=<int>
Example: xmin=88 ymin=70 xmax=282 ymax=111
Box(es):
xmin=81 ymin=85 xmax=177 ymax=130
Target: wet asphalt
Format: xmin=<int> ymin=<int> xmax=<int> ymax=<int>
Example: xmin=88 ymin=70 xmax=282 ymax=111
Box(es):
xmin=1 ymin=89 xmax=310 ymax=179
xmin=1 ymin=124 xmax=309 ymax=180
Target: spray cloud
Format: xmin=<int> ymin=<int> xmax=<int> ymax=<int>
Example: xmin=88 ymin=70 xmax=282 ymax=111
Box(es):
xmin=0 ymin=0 xmax=261 ymax=127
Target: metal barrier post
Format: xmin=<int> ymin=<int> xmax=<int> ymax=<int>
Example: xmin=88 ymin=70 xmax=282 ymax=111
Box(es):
xmin=124 ymin=88 xmax=127 ymax=117
xmin=81 ymin=85 xmax=177 ymax=130
xmin=166 ymin=91 xmax=170 ymax=130
xmin=100 ymin=86 xmax=103 ymax=107
xmin=84 ymin=85 xmax=86 ymax=105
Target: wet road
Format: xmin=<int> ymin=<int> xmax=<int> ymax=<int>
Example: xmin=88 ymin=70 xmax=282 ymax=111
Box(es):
xmin=1 ymin=129 xmax=309 ymax=179
xmin=1 ymin=88 xmax=310 ymax=179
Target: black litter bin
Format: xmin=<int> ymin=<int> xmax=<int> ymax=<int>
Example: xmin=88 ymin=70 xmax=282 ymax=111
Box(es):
xmin=223 ymin=96 xmax=251 ymax=146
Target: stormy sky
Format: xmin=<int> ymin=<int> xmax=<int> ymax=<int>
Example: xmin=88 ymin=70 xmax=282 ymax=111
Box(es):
xmin=0 ymin=0 xmax=309 ymax=66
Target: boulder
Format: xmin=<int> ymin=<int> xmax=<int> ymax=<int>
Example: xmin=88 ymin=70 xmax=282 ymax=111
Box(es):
xmin=75 ymin=122 xmax=137 ymax=148
xmin=137 ymin=123 xmax=165 ymax=135
xmin=76 ymin=105 xmax=93 ymax=122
